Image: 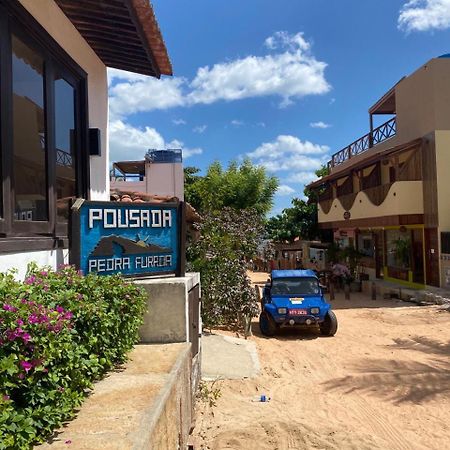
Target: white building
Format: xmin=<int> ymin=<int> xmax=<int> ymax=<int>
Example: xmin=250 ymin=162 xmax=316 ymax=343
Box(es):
xmin=0 ymin=0 xmax=172 ymax=278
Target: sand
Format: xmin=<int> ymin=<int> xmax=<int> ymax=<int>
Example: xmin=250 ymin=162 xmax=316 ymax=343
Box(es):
xmin=192 ymin=272 xmax=450 ymax=450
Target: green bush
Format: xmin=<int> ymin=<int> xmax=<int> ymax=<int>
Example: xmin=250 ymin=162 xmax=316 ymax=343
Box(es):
xmin=0 ymin=264 xmax=147 ymax=449
xmin=188 ymin=208 xmax=260 ymax=332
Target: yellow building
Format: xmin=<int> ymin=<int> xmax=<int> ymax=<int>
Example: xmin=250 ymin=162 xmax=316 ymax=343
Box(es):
xmin=309 ymin=56 xmax=450 ymax=289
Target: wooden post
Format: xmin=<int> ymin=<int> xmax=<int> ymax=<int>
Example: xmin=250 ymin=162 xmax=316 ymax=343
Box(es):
xmin=329 ymin=282 xmax=335 ymax=301
xmin=344 ymin=283 xmax=350 ymax=300
xmin=371 ymin=281 xmax=377 ymax=300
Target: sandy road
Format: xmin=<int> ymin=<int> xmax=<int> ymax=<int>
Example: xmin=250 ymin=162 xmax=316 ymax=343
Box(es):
xmin=192 ymin=272 xmax=450 ymax=450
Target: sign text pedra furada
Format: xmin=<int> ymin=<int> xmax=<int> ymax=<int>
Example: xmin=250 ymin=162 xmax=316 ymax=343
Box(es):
xmin=70 ymin=199 xmax=186 ymax=277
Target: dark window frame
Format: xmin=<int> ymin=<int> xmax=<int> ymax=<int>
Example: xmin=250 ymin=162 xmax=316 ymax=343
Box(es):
xmin=0 ymin=0 xmax=90 ymax=250
xmin=442 ymin=232 xmax=450 ymax=254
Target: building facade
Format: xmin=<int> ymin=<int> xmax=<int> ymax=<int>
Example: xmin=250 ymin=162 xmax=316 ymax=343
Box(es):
xmin=309 ymin=56 xmax=450 ymax=289
xmin=110 ymin=149 xmax=185 ymax=200
xmin=0 ymin=0 xmax=171 ymax=278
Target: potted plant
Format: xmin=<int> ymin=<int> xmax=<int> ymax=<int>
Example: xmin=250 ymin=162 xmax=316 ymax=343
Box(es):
xmin=393 ymin=237 xmax=411 ymax=269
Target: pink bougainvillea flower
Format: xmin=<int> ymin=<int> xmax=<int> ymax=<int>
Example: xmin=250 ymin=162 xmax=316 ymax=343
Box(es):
xmin=20 ymin=361 xmax=33 ymax=372
xmin=21 ymin=333 xmax=31 ymax=343
xmin=17 ymin=373 xmax=25 ymax=379
xmin=28 ymin=314 xmax=39 ymax=324
xmin=2 ymin=395 xmax=10 ymax=401
xmin=16 ymin=319 xmax=24 ymax=326
xmin=3 ymin=304 xmax=17 ymax=312
xmin=56 ymin=306 xmax=65 ymax=314
xmin=40 ymin=270 xmax=48 ymax=277
xmin=24 ymin=275 xmax=36 ymax=285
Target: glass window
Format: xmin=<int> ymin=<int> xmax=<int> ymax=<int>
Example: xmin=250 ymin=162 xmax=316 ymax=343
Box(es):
xmin=386 ymin=229 xmax=411 ymax=269
xmin=272 ymin=277 xmax=320 ymax=295
xmin=12 ymin=35 xmax=47 ymax=221
xmin=55 ymin=77 xmax=76 ymax=222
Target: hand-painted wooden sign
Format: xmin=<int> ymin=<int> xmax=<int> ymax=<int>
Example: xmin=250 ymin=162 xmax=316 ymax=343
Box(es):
xmin=71 ymin=200 xmax=185 ymax=277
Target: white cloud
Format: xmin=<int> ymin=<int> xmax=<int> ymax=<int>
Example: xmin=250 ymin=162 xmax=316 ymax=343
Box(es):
xmin=108 ymin=31 xmax=330 ymax=117
xmin=256 ymin=122 xmax=266 ymax=127
xmin=286 ymin=171 xmax=322 ymax=185
xmin=172 ymin=118 xmax=187 ymax=125
xmin=247 ymin=135 xmax=329 ymax=193
xmin=231 ymin=120 xmax=244 ymax=127
xmin=188 ymin=31 xmax=330 ymax=108
xmin=193 ymin=125 xmax=207 ymax=134
xmin=276 ymin=185 xmax=296 ymax=196
xmin=310 ymin=121 xmax=331 ymax=129
xmin=248 ymin=135 xmax=329 ymax=162
xmin=109 ymin=75 xmax=186 ymax=119
xmin=399 ymin=0 xmax=450 ymax=31
xmin=264 ymin=31 xmax=311 ymax=52
xmin=109 ymin=120 xmax=202 ymax=162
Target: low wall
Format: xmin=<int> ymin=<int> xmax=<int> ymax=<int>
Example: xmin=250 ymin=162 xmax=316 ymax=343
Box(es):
xmin=135 ymin=273 xmax=200 ymax=344
xmin=39 ymin=343 xmax=193 ymax=450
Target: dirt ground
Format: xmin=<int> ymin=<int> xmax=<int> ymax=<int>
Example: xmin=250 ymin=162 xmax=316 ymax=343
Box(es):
xmin=192 ymin=272 xmax=450 ymax=450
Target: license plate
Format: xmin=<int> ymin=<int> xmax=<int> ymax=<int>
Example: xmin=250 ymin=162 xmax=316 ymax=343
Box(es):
xmin=289 ymin=309 xmax=307 ymax=316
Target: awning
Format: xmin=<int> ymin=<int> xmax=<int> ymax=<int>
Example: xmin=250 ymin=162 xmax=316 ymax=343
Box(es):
xmin=307 ymin=138 xmax=422 ymax=189
xmin=113 ymin=160 xmax=146 ymax=174
xmin=369 ymin=77 xmax=405 ymax=115
xmin=55 ymin=0 xmax=172 ymax=77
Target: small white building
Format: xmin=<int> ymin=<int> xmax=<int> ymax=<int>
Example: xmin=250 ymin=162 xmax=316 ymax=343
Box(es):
xmin=111 ymin=149 xmax=185 ymax=200
xmin=0 ymin=0 xmax=172 ymax=278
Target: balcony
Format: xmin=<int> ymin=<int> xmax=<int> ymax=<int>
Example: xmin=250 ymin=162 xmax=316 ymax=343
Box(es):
xmin=328 ymin=117 xmax=396 ymax=169
xmin=318 ymin=180 xmax=423 ymax=224
xmin=110 ymin=174 xmax=147 ymax=193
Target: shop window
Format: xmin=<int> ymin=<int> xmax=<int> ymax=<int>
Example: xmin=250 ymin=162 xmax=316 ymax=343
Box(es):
xmin=386 ymin=229 xmax=411 ymax=270
xmin=358 ymin=234 xmax=374 ymax=257
xmin=12 ymin=35 xmax=48 ymax=221
xmin=0 ymin=1 xmax=89 ymax=250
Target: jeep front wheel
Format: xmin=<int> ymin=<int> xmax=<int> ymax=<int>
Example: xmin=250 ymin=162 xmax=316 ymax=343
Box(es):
xmin=320 ymin=311 xmax=338 ymax=337
xmin=259 ymin=312 xmax=276 ymax=337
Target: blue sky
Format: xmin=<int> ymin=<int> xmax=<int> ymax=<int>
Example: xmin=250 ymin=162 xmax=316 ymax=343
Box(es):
xmin=108 ymin=0 xmax=450 ymax=215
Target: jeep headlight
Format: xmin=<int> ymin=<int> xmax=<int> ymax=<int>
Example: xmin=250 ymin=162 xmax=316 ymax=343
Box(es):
xmin=310 ymin=307 xmax=320 ymax=314
xmin=277 ymin=307 xmax=287 ymax=315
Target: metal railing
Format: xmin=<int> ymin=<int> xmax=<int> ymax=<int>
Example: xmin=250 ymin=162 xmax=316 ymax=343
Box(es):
xmin=328 ymin=117 xmax=396 ymax=169
xmin=56 ymin=149 xmax=73 ymax=167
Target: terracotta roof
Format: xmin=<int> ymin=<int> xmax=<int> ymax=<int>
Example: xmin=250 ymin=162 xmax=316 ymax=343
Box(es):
xmin=55 ymin=0 xmax=172 ymax=77
xmin=110 ymin=189 xmax=201 ymax=223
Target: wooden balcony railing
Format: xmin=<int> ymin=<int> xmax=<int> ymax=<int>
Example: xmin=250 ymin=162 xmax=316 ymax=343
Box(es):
xmin=328 ymin=117 xmax=396 ymax=169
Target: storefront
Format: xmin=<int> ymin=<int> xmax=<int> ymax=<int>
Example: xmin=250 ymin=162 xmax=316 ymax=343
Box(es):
xmin=354 ymin=225 xmax=426 ymax=288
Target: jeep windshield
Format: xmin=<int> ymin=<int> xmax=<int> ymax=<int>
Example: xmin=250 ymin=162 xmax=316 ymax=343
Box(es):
xmin=271 ymin=277 xmax=320 ymax=295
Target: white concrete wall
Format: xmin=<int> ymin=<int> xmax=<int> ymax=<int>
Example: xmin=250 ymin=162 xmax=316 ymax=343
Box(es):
xmin=0 ymin=249 xmax=69 ymax=280
xmin=146 ymin=163 xmax=184 ymax=200
xmin=19 ymin=0 xmax=109 ymax=200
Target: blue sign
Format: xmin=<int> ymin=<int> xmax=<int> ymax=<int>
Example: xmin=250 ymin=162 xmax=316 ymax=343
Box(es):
xmin=71 ymin=200 xmax=185 ymax=277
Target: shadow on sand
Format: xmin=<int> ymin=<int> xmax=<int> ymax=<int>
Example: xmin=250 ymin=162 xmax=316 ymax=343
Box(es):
xmin=322 ymin=336 xmax=450 ymax=404
xmin=324 ymin=292 xmax=417 ymax=311
xmin=251 ymin=320 xmax=320 ymax=341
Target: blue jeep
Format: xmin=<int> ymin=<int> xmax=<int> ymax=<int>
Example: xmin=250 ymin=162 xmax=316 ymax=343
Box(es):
xmin=259 ymin=269 xmax=338 ymax=337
